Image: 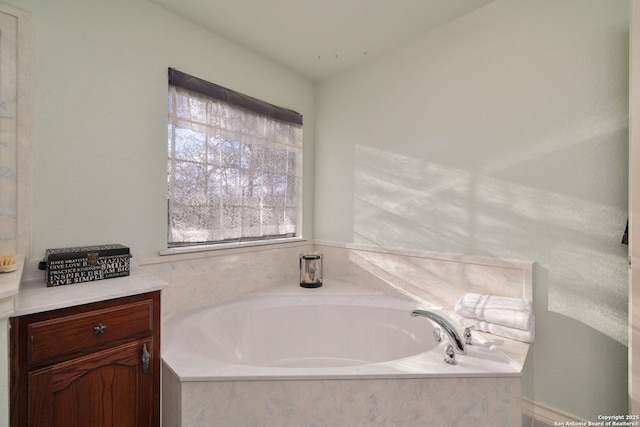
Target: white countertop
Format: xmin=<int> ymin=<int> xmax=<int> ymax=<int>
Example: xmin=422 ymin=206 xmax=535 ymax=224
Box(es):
xmin=13 ymin=260 xmax=168 ymax=317
xmin=0 ymin=258 xmax=23 ymax=300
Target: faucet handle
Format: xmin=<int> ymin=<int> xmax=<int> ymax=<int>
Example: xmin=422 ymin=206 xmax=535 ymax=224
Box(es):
xmin=433 ymin=327 xmax=443 ymax=343
xmin=444 ymin=344 xmax=457 ymax=364
xmin=463 ymin=326 xmax=474 ymax=345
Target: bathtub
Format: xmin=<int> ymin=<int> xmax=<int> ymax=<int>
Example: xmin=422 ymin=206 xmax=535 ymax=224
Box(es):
xmin=162 ymin=281 xmax=525 ymax=426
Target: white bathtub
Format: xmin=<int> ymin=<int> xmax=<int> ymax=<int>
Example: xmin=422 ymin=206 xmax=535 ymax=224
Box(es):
xmin=162 ymin=284 xmax=523 ymax=379
xmin=161 ymin=282 xmax=525 ymax=425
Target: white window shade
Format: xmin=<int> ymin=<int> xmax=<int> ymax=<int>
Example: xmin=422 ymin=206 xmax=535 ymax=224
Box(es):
xmin=167 ymin=70 xmax=302 ymax=247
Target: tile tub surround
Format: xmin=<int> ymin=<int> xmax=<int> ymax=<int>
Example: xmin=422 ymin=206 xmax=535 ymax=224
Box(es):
xmin=161 ymin=367 xmax=522 ymax=426
xmin=315 ymin=241 xmax=534 ymax=310
xmin=139 ymin=240 xmax=533 ymax=323
xmin=138 ymin=242 xmax=315 ymax=317
xmin=146 ymin=241 xmax=532 ymax=426
xmin=160 ymin=274 xmax=530 ymax=426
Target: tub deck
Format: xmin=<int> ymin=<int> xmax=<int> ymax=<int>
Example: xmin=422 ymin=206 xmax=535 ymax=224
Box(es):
xmin=161 ymin=282 xmax=529 ymax=426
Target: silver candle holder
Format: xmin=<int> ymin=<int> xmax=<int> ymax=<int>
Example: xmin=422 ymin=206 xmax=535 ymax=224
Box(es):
xmin=299 ymin=253 xmax=323 ymax=288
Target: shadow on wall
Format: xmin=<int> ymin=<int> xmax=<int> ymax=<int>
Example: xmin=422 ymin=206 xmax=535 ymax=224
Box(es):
xmin=352 ymin=141 xmax=628 ymax=345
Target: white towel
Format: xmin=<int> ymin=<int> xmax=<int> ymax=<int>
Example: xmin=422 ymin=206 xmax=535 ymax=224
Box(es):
xmin=454 ymin=293 xmax=533 ymax=331
xmin=465 ymin=319 xmax=535 ymax=343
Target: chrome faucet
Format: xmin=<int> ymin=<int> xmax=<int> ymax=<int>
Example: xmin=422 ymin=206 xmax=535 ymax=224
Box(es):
xmin=411 ymin=309 xmax=466 ymax=355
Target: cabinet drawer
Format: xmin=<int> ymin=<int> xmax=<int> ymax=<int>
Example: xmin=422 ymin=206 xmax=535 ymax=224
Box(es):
xmin=27 ymin=299 xmax=154 ymax=367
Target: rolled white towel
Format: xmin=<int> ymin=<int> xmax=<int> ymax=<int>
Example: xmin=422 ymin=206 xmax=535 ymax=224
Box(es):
xmin=465 ymin=319 xmax=535 ymax=343
xmin=454 ymin=293 xmax=533 ymax=331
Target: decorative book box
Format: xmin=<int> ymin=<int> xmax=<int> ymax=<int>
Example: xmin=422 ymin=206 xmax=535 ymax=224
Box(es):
xmin=44 ymin=244 xmax=131 ymax=287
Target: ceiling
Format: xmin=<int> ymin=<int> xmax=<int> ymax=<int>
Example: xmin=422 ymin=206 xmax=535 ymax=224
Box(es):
xmin=150 ymin=0 xmax=496 ymax=81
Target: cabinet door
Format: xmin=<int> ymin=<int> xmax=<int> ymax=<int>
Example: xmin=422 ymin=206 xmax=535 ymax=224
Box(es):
xmin=26 ymin=338 xmax=155 ymax=427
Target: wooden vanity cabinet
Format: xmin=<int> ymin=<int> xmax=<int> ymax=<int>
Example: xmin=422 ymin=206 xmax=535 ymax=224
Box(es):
xmin=10 ymin=291 xmax=161 ymax=427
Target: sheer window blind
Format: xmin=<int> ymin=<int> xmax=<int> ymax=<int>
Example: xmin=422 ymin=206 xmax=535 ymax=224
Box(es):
xmin=167 ymin=69 xmax=303 ymax=247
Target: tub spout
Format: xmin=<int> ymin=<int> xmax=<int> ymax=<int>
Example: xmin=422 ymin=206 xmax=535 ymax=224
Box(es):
xmin=411 ymin=309 xmax=466 ymax=355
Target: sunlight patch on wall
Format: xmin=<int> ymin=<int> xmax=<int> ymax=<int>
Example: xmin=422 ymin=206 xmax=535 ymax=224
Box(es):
xmin=353 ymin=144 xmax=627 ymax=344
xmin=344 ymin=247 xmax=531 ymax=311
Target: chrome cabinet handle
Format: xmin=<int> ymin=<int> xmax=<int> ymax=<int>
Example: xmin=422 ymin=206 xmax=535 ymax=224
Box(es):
xmin=93 ymin=323 xmax=107 ymax=335
xmin=142 ymin=343 xmax=150 ymax=374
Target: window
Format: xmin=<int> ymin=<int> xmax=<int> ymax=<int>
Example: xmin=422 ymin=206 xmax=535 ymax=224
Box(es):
xmin=167 ymin=69 xmax=303 ymax=248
